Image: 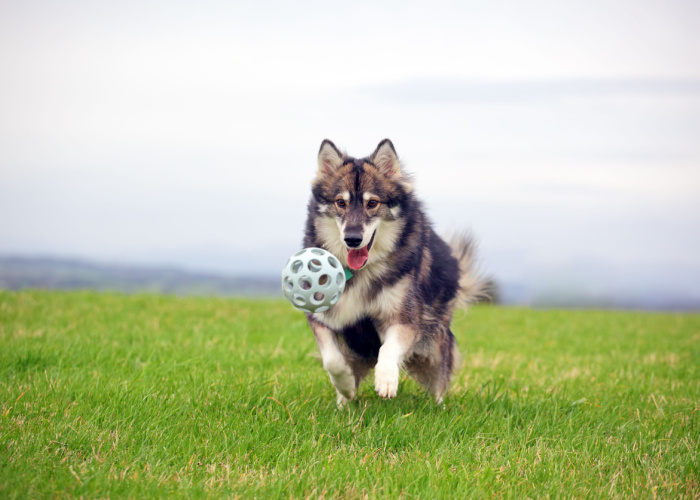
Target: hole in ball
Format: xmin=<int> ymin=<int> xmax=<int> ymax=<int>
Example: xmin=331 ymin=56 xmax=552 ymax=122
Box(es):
xmin=336 ymin=272 xmax=344 ymax=286
xmin=284 ymin=277 xmax=294 ymax=291
xmin=293 ymin=294 xmax=306 ymax=306
xmin=310 ymin=248 xmax=324 ymax=255
xmin=313 ymin=292 xmax=325 ymax=303
xmin=327 ymin=256 xmax=338 ymax=268
xmin=300 ymin=277 xmax=312 ymax=290
xmin=294 ymin=250 xmax=306 ymax=257
xmin=330 ymin=292 xmax=340 ymax=305
xmin=308 ymin=259 xmax=322 ymax=272
xmin=291 ymin=260 xmax=303 ymax=274
xmin=318 ymin=274 xmax=330 ymax=287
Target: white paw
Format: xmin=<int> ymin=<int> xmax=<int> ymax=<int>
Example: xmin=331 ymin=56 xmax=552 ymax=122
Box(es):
xmin=329 ymin=370 xmax=355 ymax=399
xmin=374 ymin=363 xmax=399 ymax=398
xmin=336 ymin=392 xmax=351 ymax=408
xmin=324 ymin=356 xmax=356 ymax=401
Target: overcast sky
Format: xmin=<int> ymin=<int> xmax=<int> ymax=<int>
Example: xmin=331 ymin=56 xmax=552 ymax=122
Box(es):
xmin=1 ymin=0 xmax=699 ymax=305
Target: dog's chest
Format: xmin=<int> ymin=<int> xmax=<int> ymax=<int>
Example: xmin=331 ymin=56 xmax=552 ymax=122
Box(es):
xmin=312 ymin=271 xmax=408 ymax=332
xmin=314 ymin=280 xmax=372 ymax=330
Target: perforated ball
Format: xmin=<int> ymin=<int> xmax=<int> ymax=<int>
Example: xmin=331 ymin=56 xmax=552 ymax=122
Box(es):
xmin=281 ymin=248 xmax=346 ymax=313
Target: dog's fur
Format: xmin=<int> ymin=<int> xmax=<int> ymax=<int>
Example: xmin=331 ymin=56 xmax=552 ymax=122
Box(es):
xmin=303 ymin=139 xmax=486 ymax=405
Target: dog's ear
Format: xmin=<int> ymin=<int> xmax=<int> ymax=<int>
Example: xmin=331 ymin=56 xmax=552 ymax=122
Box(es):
xmin=317 ymin=140 xmax=344 ymax=177
xmin=370 ymin=139 xmax=401 ymax=178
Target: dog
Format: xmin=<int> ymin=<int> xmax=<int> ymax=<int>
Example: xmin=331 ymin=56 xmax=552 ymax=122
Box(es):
xmin=303 ymin=139 xmax=486 ymax=405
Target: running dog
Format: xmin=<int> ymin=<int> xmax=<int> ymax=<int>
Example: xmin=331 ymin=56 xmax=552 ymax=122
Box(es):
xmin=303 ymin=139 xmax=486 ymax=405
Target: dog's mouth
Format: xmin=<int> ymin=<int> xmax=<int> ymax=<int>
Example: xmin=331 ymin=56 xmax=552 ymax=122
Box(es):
xmin=346 ymin=231 xmax=376 ymax=271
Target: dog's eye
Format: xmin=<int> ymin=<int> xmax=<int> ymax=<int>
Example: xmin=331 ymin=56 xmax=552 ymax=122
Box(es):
xmin=336 ymin=199 xmax=346 ymax=208
xmin=367 ymin=200 xmax=379 ymax=208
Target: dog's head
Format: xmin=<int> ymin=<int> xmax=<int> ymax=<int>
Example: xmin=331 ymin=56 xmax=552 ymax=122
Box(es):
xmin=311 ymin=139 xmax=412 ymax=271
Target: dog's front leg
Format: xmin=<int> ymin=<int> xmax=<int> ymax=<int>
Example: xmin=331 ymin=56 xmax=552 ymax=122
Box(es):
xmin=375 ymin=324 xmax=416 ymax=399
xmin=308 ymin=319 xmax=356 ymax=406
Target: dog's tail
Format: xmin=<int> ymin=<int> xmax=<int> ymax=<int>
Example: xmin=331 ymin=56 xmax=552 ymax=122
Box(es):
xmin=447 ymin=231 xmax=492 ymax=308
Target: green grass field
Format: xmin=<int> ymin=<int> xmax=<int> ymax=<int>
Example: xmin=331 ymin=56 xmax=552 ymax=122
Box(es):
xmin=1 ymin=291 xmax=698 ymax=498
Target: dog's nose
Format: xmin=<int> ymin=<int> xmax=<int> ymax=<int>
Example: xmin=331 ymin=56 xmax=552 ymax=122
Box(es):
xmin=344 ymin=233 xmax=363 ymax=248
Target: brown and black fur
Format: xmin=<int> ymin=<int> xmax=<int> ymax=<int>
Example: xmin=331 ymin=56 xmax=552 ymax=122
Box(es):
xmin=303 ymin=139 xmax=486 ymax=405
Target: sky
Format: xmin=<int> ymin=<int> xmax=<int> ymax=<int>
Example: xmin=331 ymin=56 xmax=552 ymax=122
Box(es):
xmin=1 ymin=0 xmax=699 ymax=307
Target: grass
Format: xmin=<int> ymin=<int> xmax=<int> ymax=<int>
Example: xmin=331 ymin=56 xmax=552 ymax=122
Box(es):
xmin=0 ymin=290 xmax=698 ymax=498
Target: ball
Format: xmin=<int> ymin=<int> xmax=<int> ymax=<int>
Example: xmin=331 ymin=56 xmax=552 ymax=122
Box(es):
xmin=281 ymin=248 xmax=346 ymax=313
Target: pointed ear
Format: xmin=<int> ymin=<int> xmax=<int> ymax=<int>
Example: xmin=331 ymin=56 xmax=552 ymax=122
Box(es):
xmin=317 ymin=139 xmax=344 ymax=177
xmin=370 ymin=139 xmax=401 ymax=178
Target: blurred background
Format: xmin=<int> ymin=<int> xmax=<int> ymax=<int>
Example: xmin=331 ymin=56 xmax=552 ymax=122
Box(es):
xmin=1 ymin=0 xmax=699 ymax=309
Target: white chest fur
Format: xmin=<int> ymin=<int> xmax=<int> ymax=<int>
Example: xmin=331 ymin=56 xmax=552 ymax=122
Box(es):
xmin=312 ymin=266 xmax=410 ymax=334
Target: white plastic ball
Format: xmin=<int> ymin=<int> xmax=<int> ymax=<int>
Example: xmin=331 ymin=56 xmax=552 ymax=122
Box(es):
xmin=281 ymin=248 xmax=346 ymax=313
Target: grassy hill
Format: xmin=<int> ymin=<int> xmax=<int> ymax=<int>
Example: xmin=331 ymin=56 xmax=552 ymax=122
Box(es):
xmin=1 ymin=291 xmax=698 ymax=498
xmin=0 ymin=256 xmax=280 ymax=296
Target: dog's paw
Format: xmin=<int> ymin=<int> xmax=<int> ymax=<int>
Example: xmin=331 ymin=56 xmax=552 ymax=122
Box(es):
xmin=329 ymin=371 xmax=355 ymax=400
xmin=324 ymin=356 xmax=356 ymax=401
xmin=374 ymin=362 xmax=399 ymax=398
xmin=336 ymin=392 xmax=352 ymax=408
xmin=333 ymin=383 xmax=355 ymax=403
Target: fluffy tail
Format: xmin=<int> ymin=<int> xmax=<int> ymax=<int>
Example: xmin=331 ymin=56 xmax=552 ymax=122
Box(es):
xmin=447 ymin=232 xmax=492 ymax=308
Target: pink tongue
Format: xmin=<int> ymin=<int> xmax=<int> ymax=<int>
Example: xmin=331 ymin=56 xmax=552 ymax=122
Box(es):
xmin=347 ymin=247 xmax=369 ymax=270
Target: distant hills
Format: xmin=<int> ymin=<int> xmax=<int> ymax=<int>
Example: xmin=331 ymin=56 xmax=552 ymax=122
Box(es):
xmin=0 ymin=256 xmax=281 ymax=297
xmin=2 ymin=255 xmax=698 ymax=311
